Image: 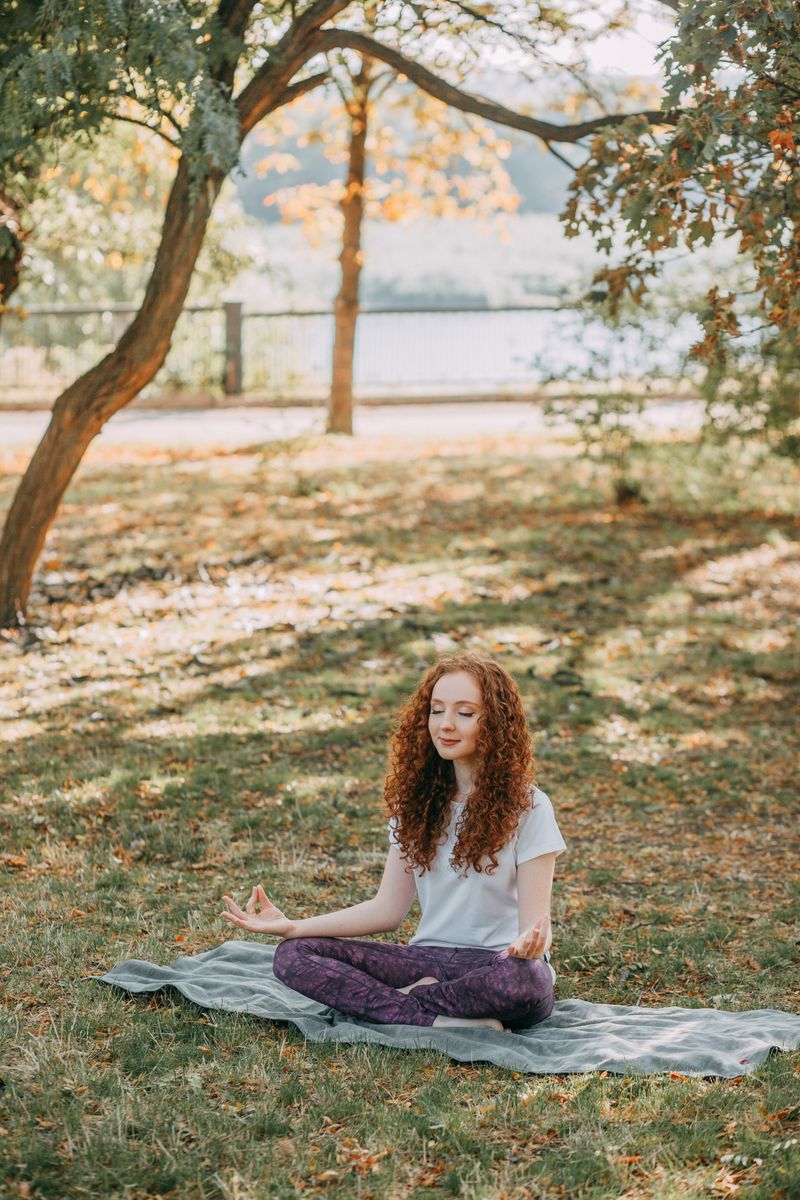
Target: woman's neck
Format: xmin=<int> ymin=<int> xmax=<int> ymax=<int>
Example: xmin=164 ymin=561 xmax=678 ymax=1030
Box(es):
xmin=451 ymin=764 xmax=476 ymax=799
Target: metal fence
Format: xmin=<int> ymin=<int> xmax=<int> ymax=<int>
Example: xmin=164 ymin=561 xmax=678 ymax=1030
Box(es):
xmin=0 ymin=303 xmax=225 ymax=405
xmin=0 ymin=301 xmax=694 ymax=406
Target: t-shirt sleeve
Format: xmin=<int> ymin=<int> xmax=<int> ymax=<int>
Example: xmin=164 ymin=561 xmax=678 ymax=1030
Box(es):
xmin=515 ymin=789 xmax=567 ymax=866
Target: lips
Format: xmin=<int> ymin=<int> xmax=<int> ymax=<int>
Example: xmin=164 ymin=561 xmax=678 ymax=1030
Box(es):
xmin=439 ymin=738 xmax=460 ymax=745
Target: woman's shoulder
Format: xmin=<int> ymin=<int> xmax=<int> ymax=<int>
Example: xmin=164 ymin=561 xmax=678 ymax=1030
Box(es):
xmin=525 ymin=783 xmax=554 ymax=811
xmin=515 ymin=783 xmax=567 ymax=857
xmin=515 ymin=784 xmax=560 ymax=834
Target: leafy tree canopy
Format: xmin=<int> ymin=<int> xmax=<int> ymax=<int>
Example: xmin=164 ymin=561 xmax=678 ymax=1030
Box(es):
xmin=18 ymin=125 xmax=247 ymax=305
xmin=0 ymin=0 xmax=242 ymax=176
xmin=565 ymin=0 xmax=800 ymax=374
xmin=0 ymin=1 xmax=637 ymax=300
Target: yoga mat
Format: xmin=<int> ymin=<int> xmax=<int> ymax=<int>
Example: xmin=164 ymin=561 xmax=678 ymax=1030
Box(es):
xmin=94 ymin=940 xmax=800 ymax=1078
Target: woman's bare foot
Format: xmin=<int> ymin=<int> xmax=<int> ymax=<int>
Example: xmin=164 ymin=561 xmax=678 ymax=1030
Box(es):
xmin=397 ymin=975 xmax=439 ymax=995
xmin=432 ymin=1015 xmax=509 ymax=1033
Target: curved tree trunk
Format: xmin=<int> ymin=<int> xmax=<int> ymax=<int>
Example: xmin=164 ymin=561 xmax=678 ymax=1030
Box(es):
xmin=0 ymin=188 xmax=26 ymax=320
xmin=328 ymin=58 xmax=372 ymax=435
xmin=0 ymin=159 xmax=221 ymax=626
xmin=0 ymin=0 xmax=341 ymax=627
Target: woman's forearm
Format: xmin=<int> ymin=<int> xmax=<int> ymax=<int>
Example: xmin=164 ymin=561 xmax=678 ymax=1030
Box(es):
xmin=284 ymin=897 xmax=398 ymax=940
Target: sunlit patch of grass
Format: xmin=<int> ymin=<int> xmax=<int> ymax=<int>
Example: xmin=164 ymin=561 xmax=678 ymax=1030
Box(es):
xmin=0 ymin=430 xmax=798 ymax=1198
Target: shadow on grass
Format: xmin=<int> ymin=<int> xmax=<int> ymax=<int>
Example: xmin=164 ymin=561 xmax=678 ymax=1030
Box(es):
xmin=2 ymin=437 xmax=798 ymax=966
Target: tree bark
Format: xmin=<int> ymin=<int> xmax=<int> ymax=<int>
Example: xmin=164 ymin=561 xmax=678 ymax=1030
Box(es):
xmin=0 ymin=188 xmax=26 ymax=320
xmin=328 ymin=59 xmax=372 ymax=436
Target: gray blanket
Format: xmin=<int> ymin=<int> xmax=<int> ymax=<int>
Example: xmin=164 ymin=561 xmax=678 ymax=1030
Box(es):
xmin=94 ymin=940 xmax=800 ymax=1078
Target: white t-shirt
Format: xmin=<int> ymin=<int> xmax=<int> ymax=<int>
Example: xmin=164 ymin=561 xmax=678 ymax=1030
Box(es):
xmin=388 ymin=786 xmax=567 ymax=980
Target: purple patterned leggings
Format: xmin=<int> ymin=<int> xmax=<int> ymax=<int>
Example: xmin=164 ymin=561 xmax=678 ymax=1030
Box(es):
xmin=272 ymin=937 xmax=555 ymax=1029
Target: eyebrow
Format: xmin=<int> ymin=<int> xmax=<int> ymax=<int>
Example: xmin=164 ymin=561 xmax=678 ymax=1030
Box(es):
xmin=430 ymin=699 xmax=481 ymax=706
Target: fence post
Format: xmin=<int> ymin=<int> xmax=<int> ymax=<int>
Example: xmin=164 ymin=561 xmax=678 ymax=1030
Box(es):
xmin=223 ymin=301 xmax=243 ymax=395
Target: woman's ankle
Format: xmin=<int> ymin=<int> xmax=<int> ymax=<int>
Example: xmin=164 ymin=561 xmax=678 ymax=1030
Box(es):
xmin=397 ymin=975 xmax=439 ymax=995
xmin=432 ymin=1014 xmax=508 ymax=1032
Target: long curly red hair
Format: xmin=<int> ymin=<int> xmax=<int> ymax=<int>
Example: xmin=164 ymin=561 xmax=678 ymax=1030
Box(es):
xmin=383 ymin=654 xmax=535 ymax=876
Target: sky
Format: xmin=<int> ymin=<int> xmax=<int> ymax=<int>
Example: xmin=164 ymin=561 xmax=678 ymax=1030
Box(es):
xmin=477 ymin=2 xmax=678 ymax=82
xmin=583 ymin=7 xmax=677 ymax=77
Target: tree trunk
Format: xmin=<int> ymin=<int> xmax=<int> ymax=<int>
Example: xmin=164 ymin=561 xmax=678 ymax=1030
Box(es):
xmin=0 ymin=15 xmax=334 ymax=628
xmin=0 ymin=188 xmax=26 ymax=320
xmin=328 ymin=58 xmax=372 ymax=435
xmin=0 ymin=159 xmax=221 ymax=626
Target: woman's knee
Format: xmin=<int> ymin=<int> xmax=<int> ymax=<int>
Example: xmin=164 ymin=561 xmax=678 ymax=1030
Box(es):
xmin=273 ymin=936 xmax=331 ymax=982
xmin=272 ymin=938 xmax=295 ymax=982
xmin=273 ymin=936 xmax=316 ymax=981
xmin=496 ymin=955 xmax=553 ymax=1004
xmin=505 ymin=986 xmax=554 ymax=1029
xmin=494 ymin=957 xmax=554 ymax=1025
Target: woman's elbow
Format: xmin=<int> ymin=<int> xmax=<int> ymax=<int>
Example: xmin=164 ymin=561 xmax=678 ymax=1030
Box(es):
xmin=380 ymin=905 xmax=411 ymax=933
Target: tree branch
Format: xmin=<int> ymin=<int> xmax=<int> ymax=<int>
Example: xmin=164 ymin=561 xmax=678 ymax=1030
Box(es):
xmin=329 ymin=59 xmax=355 ymax=108
xmin=308 ymin=30 xmax=680 ymax=144
xmin=447 ymin=0 xmax=548 ymax=57
xmin=235 ymin=2 xmax=351 ymax=136
xmin=111 ymin=113 xmax=180 ymax=149
xmin=211 ymin=0 xmax=261 ymax=92
xmin=543 ymin=141 xmax=578 ymax=172
xmin=273 ymin=0 xmax=353 ymax=48
xmin=275 ymin=68 xmax=332 ymax=111
xmin=370 ymin=68 xmax=397 ymax=105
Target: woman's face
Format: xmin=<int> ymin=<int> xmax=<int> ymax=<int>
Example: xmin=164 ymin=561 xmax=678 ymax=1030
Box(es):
xmin=428 ymin=671 xmax=483 ymax=766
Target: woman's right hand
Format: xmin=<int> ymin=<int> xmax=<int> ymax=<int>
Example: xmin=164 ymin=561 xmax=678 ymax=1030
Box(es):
xmin=221 ymin=884 xmax=295 ymax=937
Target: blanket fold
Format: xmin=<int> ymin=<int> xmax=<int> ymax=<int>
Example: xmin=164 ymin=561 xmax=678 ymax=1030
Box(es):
xmin=93 ymin=940 xmax=800 ymax=1078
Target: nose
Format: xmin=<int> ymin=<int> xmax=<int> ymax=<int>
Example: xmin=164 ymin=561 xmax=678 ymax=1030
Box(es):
xmin=440 ymin=710 xmax=455 ymax=730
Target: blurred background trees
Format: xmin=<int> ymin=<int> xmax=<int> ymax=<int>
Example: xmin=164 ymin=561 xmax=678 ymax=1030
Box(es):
xmin=19 ymin=126 xmax=247 ymax=307
xmin=258 ymin=50 xmax=520 ymax=432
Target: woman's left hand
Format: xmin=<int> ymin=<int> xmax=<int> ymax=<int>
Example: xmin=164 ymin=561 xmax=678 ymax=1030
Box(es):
xmin=499 ymin=914 xmax=550 ymax=960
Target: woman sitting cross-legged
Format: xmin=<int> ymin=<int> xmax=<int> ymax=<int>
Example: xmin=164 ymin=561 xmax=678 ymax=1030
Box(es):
xmin=221 ymin=653 xmax=567 ymax=1033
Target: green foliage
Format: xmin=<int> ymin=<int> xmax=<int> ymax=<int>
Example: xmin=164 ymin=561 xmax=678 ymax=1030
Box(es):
xmin=563 ymin=0 xmax=800 ymax=447
xmin=699 ymin=325 xmax=800 ymax=460
xmin=0 ymin=0 xmax=252 ymax=315
xmin=0 ymin=0 xmax=241 ymax=182
xmin=15 ymin=125 xmax=248 ymax=306
xmin=538 ymin=303 xmax=669 ymax=505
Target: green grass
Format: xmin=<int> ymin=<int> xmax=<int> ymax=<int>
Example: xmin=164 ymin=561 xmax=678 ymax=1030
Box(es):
xmin=1 ymin=427 xmax=799 ymax=1199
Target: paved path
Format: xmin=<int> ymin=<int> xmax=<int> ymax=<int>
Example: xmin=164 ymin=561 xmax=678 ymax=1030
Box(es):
xmin=0 ymin=399 xmax=704 ymax=450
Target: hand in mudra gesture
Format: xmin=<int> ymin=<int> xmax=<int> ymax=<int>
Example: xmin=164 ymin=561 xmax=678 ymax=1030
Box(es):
xmin=221 ymin=885 xmax=294 ymax=937
xmin=499 ymin=914 xmax=550 ymax=960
